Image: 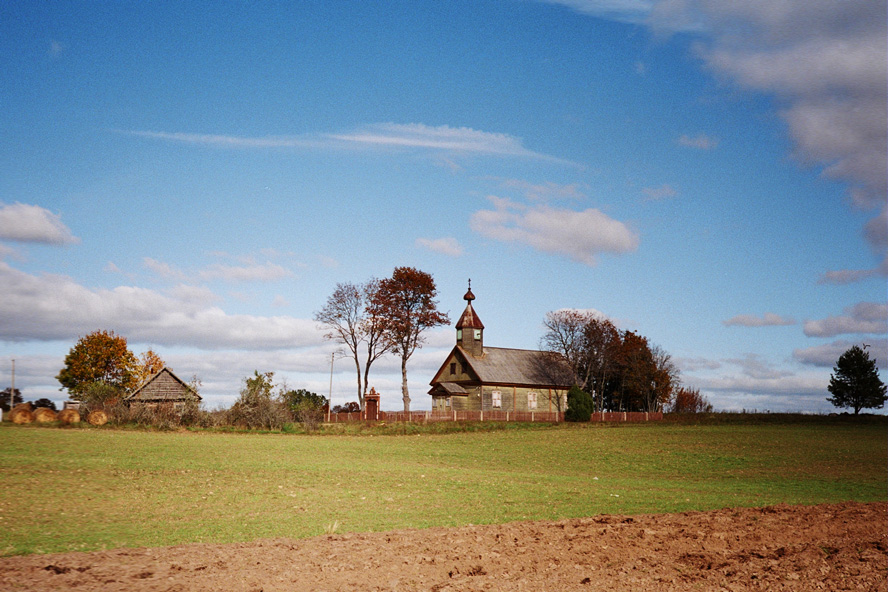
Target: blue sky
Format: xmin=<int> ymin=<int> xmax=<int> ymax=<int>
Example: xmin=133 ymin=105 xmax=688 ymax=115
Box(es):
xmin=1 ymin=0 xmax=885 ymax=412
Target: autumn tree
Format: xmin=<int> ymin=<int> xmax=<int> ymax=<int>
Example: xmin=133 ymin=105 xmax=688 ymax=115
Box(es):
xmin=669 ymin=387 xmax=713 ymax=413
xmin=540 ymin=310 xmax=621 ymax=410
xmin=827 ymin=345 xmax=887 ymax=414
xmin=541 ymin=311 xmax=677 ymax=412
xmin=314 ymin=280 xmax=391 ymax=410
xmin=56 ymin=330 xmax=139 ymax=400
xmin=134 ymin=349 xmax=167 ymax=387
xmin=368 ymin=267 xmax=449 ymax=412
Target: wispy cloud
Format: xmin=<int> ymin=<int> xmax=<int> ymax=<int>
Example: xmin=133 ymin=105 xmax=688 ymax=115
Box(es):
xmin=415 ymin=237 xmax=464 ymax=257
xmin=48 ymin=40 xmax=64 ymax=57
xmin=497 ymin=178 xmax=588 ymax=201
xmin=198 ymin=262 xmax=292 ymax=282
xmin=724 ymin=313 xmax=796 ymax=328
xmin=470 ymin=196 xmax=638 ymax=266
xmin=677 ymin=134 xmax=719 ymax=150
xmin=123 ymin=123 xmax=575 ymax=164
xmin=143 ymin=256 xmax=293 ymax=283
xmin=537 ymin=0 xmax=654 ymax=25
xmin=642 ymin=184 xmax=678 ymax=200
xmin=0 ymin=203 xmax=79 ymax=245
xmin=804 ymin=302 xmax=888 ymax=337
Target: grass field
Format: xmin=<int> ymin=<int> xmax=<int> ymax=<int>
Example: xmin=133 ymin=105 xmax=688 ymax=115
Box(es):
xmin=1 ymin=416 xmax=885 ymax=556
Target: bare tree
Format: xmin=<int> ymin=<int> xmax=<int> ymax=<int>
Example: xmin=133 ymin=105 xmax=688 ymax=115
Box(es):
xmin=314 ymin=281 xmax=391 ymax=410
xmin=369 ymin=267 xmax=449 ymax=412
xmin=541 ymin=310 xmax=595 ymax=390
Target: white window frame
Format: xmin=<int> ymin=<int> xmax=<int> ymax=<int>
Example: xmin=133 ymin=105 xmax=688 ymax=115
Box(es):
xmin=527 ymin=392 xmax=538 ymax=410
xmin=491 ymin=390 xmax=502 ymax=409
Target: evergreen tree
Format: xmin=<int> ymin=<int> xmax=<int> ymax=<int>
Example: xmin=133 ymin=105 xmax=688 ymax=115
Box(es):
xmin=827 ymin=345 xmax=887 ymax=414
xmin=564 ymin=386 xmax=593 ymax=422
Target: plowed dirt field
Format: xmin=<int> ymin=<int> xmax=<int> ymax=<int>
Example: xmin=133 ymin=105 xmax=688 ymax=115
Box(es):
xmin=1 ymin=502 xmax=885 ymax=591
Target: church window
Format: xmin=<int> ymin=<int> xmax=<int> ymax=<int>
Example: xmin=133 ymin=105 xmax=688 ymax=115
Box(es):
xmin=450 ymin=362 xmax=456 ymax=375
xmin=474 ymin=329 xmax=481 ymax=340
xmin=491 ymin=390 xmax=502 ymax=408
xmin=457 ymin=329 xmax=462 ymax=340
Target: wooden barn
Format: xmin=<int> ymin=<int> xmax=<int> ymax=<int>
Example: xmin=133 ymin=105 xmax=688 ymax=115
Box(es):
xmin=127 ymin=367 xmax=201 ymax=410
xmin=428 ymin=283 xmax=573 ymax=413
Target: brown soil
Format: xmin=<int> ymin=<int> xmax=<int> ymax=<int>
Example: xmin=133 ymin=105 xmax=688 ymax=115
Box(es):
xmin=1 ymin=502 xmax=885 ymax=591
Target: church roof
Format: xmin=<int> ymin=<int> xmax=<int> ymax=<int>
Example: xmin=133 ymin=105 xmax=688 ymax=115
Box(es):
xmin=452 ymin=346 xmax=572 ymax=388
xmin=455 ymin=302 xmax=484 ymax=329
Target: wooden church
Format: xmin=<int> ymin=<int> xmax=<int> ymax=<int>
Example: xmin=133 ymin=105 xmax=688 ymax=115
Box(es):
xmin=428 ymin=283 xmax=573 ymax=413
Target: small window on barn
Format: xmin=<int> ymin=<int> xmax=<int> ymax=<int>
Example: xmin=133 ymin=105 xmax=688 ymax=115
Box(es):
xmin=445 ymin=397 xmax=451 ymax=408
xmin=527 ymin=392 xmax=538 ymax=410
xmin=460 ymin=362 xmax=467 ymax=374
xmin=450 ymin=362 xmax=456 ymax=375
xmin=491 ymin=390 xmax=502 ymax=408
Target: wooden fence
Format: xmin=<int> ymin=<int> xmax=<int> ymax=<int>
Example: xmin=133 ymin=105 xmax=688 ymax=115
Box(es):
xmin=328 ymin=410 xmax=663 ymax=423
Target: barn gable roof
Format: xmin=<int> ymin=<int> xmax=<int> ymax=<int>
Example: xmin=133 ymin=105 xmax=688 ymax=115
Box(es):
xmin=127 ymin=367 xmax=201 ymax=402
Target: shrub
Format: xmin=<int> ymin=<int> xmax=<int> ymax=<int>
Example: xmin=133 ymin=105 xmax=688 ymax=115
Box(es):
xmin=565 ymin=386 xmax=593 ymax=422
xmin=226 ymin=371 xmax=291 ymax=430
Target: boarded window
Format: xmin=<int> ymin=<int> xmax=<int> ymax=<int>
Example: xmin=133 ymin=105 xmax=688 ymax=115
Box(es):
xmin=491 ymin=390 xmax=502 ymax=408
xmin=527 ymin=392 xmax=538 ymax=410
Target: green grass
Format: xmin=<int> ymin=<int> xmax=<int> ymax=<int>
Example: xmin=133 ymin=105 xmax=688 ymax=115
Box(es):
xmin=1 ymin=416 xmax=885 ymax=556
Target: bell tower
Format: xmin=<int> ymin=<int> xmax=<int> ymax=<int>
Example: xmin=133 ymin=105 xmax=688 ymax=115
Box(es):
xmin=455 ymin=279 xmax=484 ymax=358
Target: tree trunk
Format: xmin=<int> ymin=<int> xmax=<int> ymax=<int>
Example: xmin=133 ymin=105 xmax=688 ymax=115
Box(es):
xmin=401 ymin=354 xmax=410 ymax=413
xmin=353 ymin=357 xmax=363 ymax=410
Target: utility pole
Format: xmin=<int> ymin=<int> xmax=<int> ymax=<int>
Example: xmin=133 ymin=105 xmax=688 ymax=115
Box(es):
xmin=9 ymin=359 xmax=14 ymax=411
xmin=328 ymin=351 xmax=335 ymax=422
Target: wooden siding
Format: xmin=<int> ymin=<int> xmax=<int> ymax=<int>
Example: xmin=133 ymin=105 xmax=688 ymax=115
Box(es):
xmin=128 ymin=368 xmax=200 ymax=403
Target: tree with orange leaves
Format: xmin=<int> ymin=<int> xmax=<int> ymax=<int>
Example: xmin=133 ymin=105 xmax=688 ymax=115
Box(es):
xmin=56 ymin=330 xmax=139 ymax=400
xmin=134 ymin=349 xmax=167 ymax=387
xmin=368 ymin=267 xmax=449 ymax=412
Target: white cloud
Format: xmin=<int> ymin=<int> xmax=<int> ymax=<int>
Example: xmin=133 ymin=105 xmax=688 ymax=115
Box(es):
xmin=723 ymin=353 xmax=793 ymax=380
xmin=0 ymin=203 xmax=79 ymax=245
xmin=642 ymin=184 xmax=678 ymax=200
xmin=803 ymin=302 xmax=888 ymax=337
xmin=723 ymin=313 xmax=796 ymax=327
xmin=677 ymin=134 xmax=719 ymax=150
xmin=794 ymin=338 xmax=888 ymax=369
xmin=415 ymin=237 xmax=464 ymax=257
xmin=650 ymin=1 xmax=886 ymax=217
xmin=0 ymin=261 xmax=322 ymax=350
xmin=470 ymin=196 xmax=639 ymax=266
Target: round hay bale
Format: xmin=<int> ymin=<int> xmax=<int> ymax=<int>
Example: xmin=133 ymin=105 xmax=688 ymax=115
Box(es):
xmin=87 ymin=410 xmax=108 ymax=426
xmin=57 ymin=409 xmax=81 ymax=425
xmin=33 ymin=408 xmax=58 ymax=423
xmin=13 ymin=402 xmax=33 ymax=412
xmin=10 ymin=408 xmax=34 ymax=424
